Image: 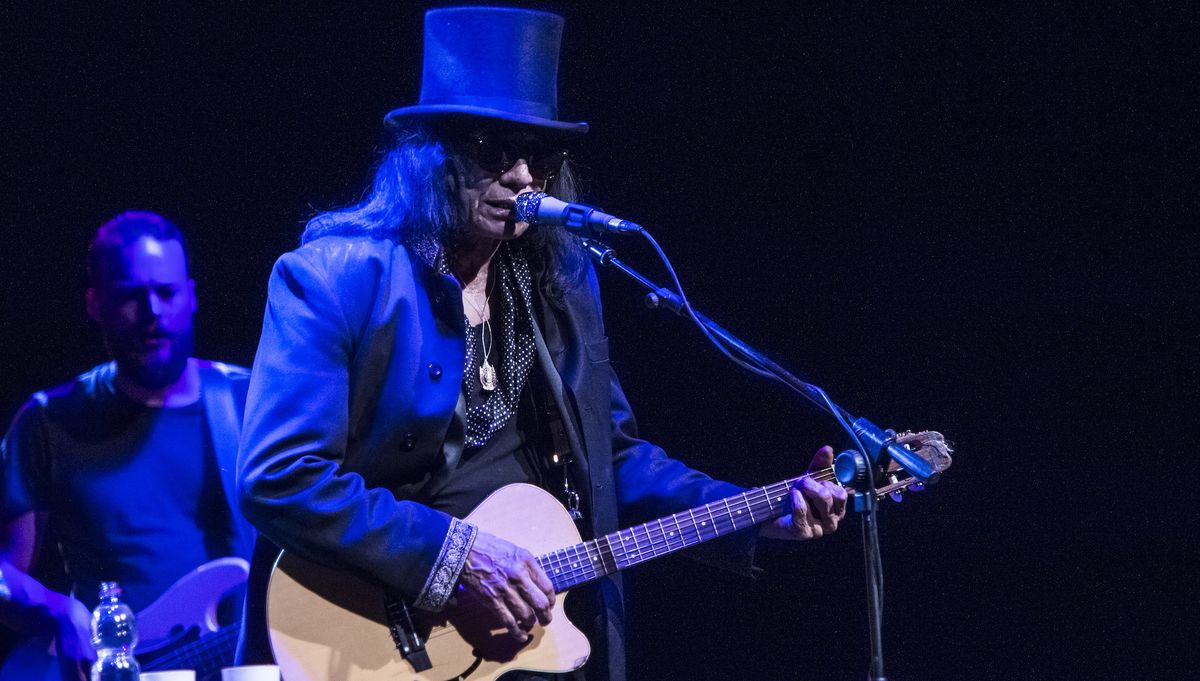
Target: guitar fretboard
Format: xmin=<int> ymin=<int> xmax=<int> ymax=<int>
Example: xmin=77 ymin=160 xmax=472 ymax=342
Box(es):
xmin=143 ymin=623 xmax=239 ymax=677
xmin=536 ymin=472 xmax=824 ymax=592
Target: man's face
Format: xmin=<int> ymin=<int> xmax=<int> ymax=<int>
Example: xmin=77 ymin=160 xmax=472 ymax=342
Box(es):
xmin=87 ymin=236 xmax=196 ymax=389
xmin=453 ymin=129 xmax=567 ymax=241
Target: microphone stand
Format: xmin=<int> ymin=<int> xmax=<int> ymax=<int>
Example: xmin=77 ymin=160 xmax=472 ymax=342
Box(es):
xmin=582 ymin=238 xmax=936 ymax=681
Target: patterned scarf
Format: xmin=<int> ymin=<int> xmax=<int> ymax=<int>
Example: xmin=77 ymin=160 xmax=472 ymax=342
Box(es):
xmin=441 ymin=242 xmax=537 ymax=447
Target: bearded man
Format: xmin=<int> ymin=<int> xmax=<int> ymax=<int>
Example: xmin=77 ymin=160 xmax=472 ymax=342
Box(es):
xmin=0 ymin=211 xmax=254 ymax=676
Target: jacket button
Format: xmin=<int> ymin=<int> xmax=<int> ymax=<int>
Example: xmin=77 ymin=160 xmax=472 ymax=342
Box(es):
xmin=428 ymin=363 xmax=443 ymax=380
xmin=401 ymin=434 xmax=416 ymax=451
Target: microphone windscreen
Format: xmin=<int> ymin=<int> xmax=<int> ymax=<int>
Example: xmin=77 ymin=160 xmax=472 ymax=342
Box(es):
xmin=514 ymin=192 xmax=546 ymax=224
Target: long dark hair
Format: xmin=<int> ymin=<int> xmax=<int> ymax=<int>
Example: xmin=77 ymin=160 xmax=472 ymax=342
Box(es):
xmin=302 ymin=127 xmax=588 ymax=304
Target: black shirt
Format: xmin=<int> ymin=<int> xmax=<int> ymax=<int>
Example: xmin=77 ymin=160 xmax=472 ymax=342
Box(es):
xmin=1 ymin=366 xmax=231 ymax=610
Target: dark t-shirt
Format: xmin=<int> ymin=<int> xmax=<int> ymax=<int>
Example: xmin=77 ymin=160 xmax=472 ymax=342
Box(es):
xmin=1 ymin=364 xmax=234 ymax=611
xmin=428 ymin=405 xmax=540 ymax=520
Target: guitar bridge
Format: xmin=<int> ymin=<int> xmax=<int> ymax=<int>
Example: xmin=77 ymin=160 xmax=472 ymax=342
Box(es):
xmin=385 ymin=596 xmax=432 ymax=672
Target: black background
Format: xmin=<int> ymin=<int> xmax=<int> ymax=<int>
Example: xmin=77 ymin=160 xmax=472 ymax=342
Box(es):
xmin=2 ymin=2 xmax=1196 ymax=679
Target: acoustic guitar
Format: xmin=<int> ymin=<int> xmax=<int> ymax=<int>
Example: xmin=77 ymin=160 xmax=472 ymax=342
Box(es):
xmin=0 ymin=556 xmax=249 ymax=681
xmin=267 ymin=431 xmax=951 ymax=681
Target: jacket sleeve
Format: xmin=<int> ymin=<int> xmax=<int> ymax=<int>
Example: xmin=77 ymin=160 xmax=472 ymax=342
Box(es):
xmin=236 ymin=246 xmax=474 ymax=611
xmin=608 ymin=369 xmax=761 ymax=578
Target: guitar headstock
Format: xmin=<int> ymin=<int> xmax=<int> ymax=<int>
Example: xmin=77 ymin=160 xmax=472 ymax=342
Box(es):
xmin=874 ymin=430 xmax=953 ymax=502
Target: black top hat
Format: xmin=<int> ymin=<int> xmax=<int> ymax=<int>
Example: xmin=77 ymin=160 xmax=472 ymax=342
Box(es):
xmin=384 ymin=6 xmax=588 ymax=136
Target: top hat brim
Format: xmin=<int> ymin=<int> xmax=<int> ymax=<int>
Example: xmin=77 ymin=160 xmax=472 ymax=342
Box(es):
xmin=384 ymin=105 xmax=589 ymax=137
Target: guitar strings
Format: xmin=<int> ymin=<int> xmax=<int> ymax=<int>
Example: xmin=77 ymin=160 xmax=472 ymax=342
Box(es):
xmin=539 ymin=463 xmax=917 ymax=589
xmin=538 ymin=470 xmax=836 ymax=581
xmin=541 ymin=493 xmax=783 ymax=584
xmin=538 ymin=470 xmax=841 ymax=588
xmin=143 ymin=623 xmax=239 ymax=672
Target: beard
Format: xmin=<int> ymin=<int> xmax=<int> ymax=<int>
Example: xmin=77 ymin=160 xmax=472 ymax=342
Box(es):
xmin=109 ymin=327 xmax=194 ymax=390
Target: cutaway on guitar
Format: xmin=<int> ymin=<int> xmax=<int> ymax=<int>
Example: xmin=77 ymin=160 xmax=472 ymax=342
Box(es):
xmin=266 ymin=432 xmax=951 ymax=681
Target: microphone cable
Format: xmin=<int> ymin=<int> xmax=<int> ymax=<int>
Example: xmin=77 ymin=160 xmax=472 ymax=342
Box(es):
xmin=625 ymin=225 xmax=890 ymax=679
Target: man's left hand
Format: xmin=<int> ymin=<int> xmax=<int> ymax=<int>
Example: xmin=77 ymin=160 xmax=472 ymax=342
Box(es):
xmin=759 ymin=446 xmax=848 ymax=541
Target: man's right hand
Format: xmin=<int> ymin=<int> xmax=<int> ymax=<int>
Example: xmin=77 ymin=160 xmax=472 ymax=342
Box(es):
xmin=0 ymin=558 xmax=96 ymax=663
xmin=457 ymin=531 xmax=555 ymax=641
xmin=52 ymin=596 xmax=96 ymax=663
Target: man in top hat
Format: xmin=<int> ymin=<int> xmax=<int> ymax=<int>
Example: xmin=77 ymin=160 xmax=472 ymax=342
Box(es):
xmin=234 ymin=7 xmax=847 ymax=680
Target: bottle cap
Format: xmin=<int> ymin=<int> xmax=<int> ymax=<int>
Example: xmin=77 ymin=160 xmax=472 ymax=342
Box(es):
xmin=98 ymin=581 xmax=123 ymax=600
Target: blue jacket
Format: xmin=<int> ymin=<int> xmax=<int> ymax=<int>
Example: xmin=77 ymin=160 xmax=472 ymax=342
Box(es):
xmin=236 ymin=235 xmax=756 ymax=679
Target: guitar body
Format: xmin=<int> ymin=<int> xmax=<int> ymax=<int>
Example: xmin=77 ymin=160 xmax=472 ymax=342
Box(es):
xmin=267 ymin=484 xmax=591 ymax=681
xmin=0 ymin=557 xmax=249 ymax=681
xmin=138 ymin=556 xmax=250 ymax=651
xmin=267 ymin=431 xmax=953 ymax=681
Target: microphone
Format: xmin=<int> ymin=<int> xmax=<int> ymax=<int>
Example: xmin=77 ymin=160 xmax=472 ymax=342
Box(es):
xmin=515 ymin=192 xmax=643 ymax=236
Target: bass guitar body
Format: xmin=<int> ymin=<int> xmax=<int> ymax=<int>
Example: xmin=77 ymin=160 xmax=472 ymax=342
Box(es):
xmin=267 ymin=484 xmax=591 ymax=681
xmin=0 ymin=556 xmax=249 ymax=681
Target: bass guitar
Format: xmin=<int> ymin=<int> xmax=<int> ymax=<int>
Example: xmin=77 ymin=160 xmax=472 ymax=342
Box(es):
xmin=267 ymin=431 xmax=951 ymax=681
xmin=0 ymin=556 xmax=249 ymax=681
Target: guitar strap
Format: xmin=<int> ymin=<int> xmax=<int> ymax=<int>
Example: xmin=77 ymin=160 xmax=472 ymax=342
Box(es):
xmin=200 ymin=363 xmax=255 ymax=562
xmin=527 ymin=301 xmax=589 ymax=523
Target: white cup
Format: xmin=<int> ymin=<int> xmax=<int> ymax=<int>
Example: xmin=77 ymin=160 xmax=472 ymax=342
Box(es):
xmin=140 ymin=672 xmax=196 ymax=681
xmin=221 ymin=665 xmax=281 ymax=681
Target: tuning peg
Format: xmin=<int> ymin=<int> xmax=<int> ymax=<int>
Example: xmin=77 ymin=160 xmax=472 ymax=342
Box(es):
xmin=889 ymin=490 xmax=904 ymax=503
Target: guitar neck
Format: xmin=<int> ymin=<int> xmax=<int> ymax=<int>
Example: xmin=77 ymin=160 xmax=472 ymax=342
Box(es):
xmin=537 ymin=469 xmax=834 ymax=593
xmin=142 ymin=623 xmax=239 ymax=675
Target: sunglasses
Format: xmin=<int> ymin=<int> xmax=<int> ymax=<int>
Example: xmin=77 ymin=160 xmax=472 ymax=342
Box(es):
xmin=459 ymin=136 xmax=569 ymax=180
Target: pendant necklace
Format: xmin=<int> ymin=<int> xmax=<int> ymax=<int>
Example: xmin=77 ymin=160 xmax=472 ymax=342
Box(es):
xmin=478 ymin=314 xmax=497 ymax=392
xmin=464 ymin=266 xmax=498 ymax=393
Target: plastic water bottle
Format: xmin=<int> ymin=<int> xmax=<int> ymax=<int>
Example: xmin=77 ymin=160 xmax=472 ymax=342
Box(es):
xmin=90 ymin=581 xmax=140 ymax=680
